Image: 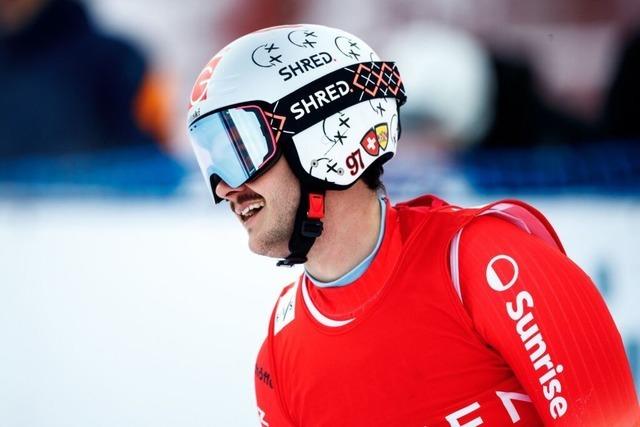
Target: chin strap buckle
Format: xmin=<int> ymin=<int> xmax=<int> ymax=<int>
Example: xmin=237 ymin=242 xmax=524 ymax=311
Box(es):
xmin=300 ymin=192 xmax=324 ymax=237
xmin=307 ymin=193 xmax=325 ymax=219
xmin=276 ymin=189 xmax=326 ymax=267
xmin=302 ymin=192 xmax=324 ymax=237
xmin=301 ymin=219 xmax=323 ymax=238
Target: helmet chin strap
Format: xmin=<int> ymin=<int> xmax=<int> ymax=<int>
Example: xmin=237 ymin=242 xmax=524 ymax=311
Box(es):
xmin=276 ymin=185 xmax=326 ymax=267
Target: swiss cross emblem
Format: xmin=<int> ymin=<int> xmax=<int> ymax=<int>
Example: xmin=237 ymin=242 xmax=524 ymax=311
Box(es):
xmin=360 ymin=129 xmax=380 ymax=156
xmin=360 ymin=122 xmax=390 ymax=156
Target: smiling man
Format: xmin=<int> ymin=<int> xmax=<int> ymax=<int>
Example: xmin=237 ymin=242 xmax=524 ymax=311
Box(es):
xmin=187 ymin=24 xmax=639 ymax=427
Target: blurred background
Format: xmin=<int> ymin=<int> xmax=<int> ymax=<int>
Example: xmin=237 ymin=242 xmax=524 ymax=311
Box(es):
xmin=1 ymin=0 xmax=639 ymax=425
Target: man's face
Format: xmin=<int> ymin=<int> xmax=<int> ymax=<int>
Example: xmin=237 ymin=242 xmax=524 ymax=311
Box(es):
xmin=215 ymin=157 xmax=300 ymax=258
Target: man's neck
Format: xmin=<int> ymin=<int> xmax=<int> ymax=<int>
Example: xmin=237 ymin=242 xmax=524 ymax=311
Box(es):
xmin=304 ymin=182 xmax=381 ymax=282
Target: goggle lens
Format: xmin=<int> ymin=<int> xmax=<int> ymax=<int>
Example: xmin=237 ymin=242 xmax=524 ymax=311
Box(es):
xmin=189 ymin=105 xmax=277 ymax=193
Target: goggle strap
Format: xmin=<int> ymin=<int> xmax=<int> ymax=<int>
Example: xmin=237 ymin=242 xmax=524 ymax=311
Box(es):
xmin=272 ymin=61 xmax=406 ymax=138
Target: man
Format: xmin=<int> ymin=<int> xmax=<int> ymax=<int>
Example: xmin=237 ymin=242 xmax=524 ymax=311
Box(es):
xmin=187 ymin=24 xmax=639 ymax=426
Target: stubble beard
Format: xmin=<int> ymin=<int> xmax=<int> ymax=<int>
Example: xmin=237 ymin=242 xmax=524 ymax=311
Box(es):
xmin=248 ymin=188 xmax=299 ymax=258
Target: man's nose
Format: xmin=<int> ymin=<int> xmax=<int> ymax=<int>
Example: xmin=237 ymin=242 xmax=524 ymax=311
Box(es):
xmin=215 ymin=179 xmax=241 ymax=200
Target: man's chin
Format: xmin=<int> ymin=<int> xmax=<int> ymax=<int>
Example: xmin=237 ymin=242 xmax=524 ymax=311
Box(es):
xmin=247 ymin=237 xmax=289 ymax=259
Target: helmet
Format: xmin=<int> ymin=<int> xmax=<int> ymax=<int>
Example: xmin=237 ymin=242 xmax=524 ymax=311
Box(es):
xmin=187 ymin=24 xmax=406 ymax=265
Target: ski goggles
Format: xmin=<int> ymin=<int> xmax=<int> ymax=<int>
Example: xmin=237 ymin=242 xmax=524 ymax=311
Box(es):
xmin=188 ymin=61 xmax=406 ymax=203
xmin=189 ymin=104 xmax=280 ymax=202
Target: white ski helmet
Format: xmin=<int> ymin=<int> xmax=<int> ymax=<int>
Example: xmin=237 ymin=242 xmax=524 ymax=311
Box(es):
xmin=188 ymin=24 xmax=406 ymax=199
xmin=187 ymin=24 xmax=406 ymax=265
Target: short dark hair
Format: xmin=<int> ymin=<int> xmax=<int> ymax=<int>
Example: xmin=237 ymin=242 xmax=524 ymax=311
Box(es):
xmin=361 ymin=163 xmax=385 ymax=192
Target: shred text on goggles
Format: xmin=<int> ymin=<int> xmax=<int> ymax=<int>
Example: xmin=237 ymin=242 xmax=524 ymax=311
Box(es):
xmin=188 ymin=62 xmax=406 ymax=202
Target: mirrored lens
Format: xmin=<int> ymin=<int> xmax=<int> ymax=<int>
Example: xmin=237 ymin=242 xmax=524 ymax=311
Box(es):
xmin=189 ymin=106 xmax=275 ymax=190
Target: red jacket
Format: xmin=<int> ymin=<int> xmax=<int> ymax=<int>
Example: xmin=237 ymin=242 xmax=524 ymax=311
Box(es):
xmin=255 ymin=195 xmax=639 ymax=426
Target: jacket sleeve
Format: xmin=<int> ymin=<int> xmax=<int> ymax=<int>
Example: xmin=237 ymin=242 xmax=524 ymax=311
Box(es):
xmin=458 ymin=215 xmax=640 ymax=426
xmin=255 ymin=337 xmax=295 ymax=427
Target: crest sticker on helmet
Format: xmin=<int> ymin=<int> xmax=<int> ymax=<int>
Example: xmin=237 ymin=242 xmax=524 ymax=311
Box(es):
xmin=375 ymin=123 xmax=389 ymax=150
